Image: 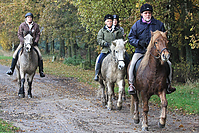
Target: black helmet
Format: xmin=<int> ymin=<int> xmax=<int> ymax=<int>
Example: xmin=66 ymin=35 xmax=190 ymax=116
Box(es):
xmin=104 ymin=14 xmax=113 ymax=21
xmin=113 ymin=15 xmax=119 ymax=21
xmin=140 ymin=4 xmax=153 ymax=13
xmin=25 ymin=12 xmax=33 ymax=18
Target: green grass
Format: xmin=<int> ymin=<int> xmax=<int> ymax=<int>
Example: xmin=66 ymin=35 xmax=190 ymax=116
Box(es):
xmin=150 ymin=82 xmax=199 ymax=114
xmin=0 ymin=119 xmax=20 ymax=132
xmin=0 ymin=56 xmax=12 ymax=60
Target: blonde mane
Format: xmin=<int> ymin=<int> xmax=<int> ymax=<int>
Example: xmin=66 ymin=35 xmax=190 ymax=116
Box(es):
xmin=140 ymin=30 xmax=167 ymax=70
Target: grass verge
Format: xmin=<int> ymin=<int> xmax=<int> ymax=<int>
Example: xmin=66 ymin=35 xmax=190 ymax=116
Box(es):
xmin=0 ymin=119 xmax=20 ymax=132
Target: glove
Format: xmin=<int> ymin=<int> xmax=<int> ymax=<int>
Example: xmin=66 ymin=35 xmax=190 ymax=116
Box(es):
xmin=104 ymin=42 xmax=110 ymax=47
xmin=138 ymin=40 xmax=147 ymax=48
xmin=34 ymin=42 xmax=38 ymax=46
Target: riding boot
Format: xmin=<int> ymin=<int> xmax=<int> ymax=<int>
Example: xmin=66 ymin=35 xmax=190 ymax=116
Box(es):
xmin=39 ymin=59 xmax=45 ymax=77
xmin=128 ymin=84 xmax=136 ymax=95
xmin=94 ymin=63 xmax=100 ymax=81
xmin=6 ymin=58 xmax=17 ymax=75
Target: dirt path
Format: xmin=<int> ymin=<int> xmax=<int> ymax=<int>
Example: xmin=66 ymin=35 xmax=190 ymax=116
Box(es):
xmin=0 ymin=64 xmax=198 ymax=133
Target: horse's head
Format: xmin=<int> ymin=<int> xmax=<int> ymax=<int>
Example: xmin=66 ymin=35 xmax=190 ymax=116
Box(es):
xmin=150 ymin=31 xmax=170 ymax=63
xmin=111 ymin=39 xmax=128 ymax=70
xmin=24 ymin=34 xmax=33 ymax=53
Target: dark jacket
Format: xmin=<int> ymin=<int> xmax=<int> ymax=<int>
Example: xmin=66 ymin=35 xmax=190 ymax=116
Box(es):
xmin=18 ymin=21 xmax=40 ymax=45
xmin=97 ymin=26 xmax=123 ymax=53
xmin=128 ymin=16 xmax=166 ymax=54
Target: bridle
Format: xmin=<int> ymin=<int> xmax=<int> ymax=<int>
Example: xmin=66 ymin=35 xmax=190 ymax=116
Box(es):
xmin=150 ymin=38 xmax=169 ymax=59
xmin=112 ymin=50 xmax=125 ymax=63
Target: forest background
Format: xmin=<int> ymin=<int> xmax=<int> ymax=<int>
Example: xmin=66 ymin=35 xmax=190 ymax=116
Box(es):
xmin=0 ymin=0 xmax=199 ymax=83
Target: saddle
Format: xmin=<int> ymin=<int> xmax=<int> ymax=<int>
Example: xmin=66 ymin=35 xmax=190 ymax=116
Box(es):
xmin=17 ymin=47 xmax=40 ymax=61
xmin=133 ymin=56 xmax=170 ymax=79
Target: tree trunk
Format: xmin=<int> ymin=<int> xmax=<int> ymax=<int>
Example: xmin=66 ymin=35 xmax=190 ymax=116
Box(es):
xmin=50 ymin=40 xmax=55 ymax=54
xmin=87 ymin=46 xmax=91 ymax=68
xmin=59 ymin=39 xmax=65 ymax=58
xmin=45 ymin=37 xmax=49 ymax=54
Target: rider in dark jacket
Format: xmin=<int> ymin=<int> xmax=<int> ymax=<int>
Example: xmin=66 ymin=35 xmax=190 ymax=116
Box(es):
xmin=128 ymin=3 xmax=176 ymax=95
xmin=128 ymin=16 xmax=166 ymax=54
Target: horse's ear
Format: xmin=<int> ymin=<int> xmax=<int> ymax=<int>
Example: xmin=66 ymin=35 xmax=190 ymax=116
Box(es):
xmin=164 ymin=31 xmax=168 ymax=36
xmin=112 ymin=41 xmax=116 ymax=46
xmin=150 ymin=31 xmax=154 ymax=36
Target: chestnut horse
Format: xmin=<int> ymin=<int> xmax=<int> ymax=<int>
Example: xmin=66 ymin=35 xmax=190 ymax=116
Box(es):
xmin=129 ymin=30 xmax=170 ymax=131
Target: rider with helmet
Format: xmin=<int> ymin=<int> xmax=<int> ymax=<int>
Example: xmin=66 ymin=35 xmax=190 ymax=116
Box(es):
xmin=6 ymin=12 xmax=45 ymax=77
xmin=94 ymin=14 xmax=123 ymax=81
xmin=112 ymin=15 xmax=126 ymax=38
xmin=128 ymin=3 xmax=176 ymax=95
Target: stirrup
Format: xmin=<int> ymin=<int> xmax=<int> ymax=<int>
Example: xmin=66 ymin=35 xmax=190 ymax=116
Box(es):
xmin=128 ymin=84 xmax=136 ymax=95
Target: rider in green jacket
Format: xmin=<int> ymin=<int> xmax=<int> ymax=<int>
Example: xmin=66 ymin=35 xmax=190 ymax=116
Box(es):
xmin=94 ymin=14 xmax=124 ymax=81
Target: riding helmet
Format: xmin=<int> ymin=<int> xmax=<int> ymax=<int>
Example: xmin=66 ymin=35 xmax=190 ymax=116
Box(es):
xmin=104 ymin=14 xmax=113 ymax=21
xmin=140 ymin=4 xmax=153 ymax=13
xmin=25 ymin=12 xmax=33 ymax=18
xmin=113 ymin=15 xmax=119 ymax=22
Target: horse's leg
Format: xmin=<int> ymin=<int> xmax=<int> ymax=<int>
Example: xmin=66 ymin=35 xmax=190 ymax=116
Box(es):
xmin=122 ymin=86 xmax=126 ymax=101
xmin=27 ymin=73 xmax=35 ymax=98
xmin=158 ymin=91 xmax=167 ymax=128
xmin=112 ymin=84 xmax=116 ymax=100
xmin=130 ymin=92 xmax=139 ymax=124
xmin=15 ymin=67 xmax=21 ymax=90
xmin=116 ymin=80 xmax=124 ymax=110
xmin=107 ymin=82 xmax=113 ymax=110
xmin=100 ymin=79 xmax=106 ymax=106
xmin=18 ymin=70 xmax=25 ymax=98
xmin=141 ymin=95 xmax=149 ymax=131
xmin=18 ymin=78 xmax=25 ymax=98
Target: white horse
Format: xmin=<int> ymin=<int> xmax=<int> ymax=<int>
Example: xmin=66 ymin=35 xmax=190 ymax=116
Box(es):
xmin=16 ymin=34 xmax=38 ymax=98
xmin=96 ymin=39 xmax=128 ymax=110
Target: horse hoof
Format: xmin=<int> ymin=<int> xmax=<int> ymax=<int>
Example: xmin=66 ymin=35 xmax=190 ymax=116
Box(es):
xmin=107 ymin=107 xmax=112 ymax=111
xmin=18 ymin=94 xmax=25 ymax=98
xmin=122 ymin=97 xmax=126 ymax=101
xmin=134 ymin=119 xmax=140 ymax=124
xmin=102 ymin=102 xmax=107 ymax=107
xmin=158 ymin=122 xmax=165 ymax=128
xmin=142 ymin=127 xmax=149 ymax=131
xmin=116 ymin=106 xmax=122 ymax=110
xmin=28 ymin=95 xmax=32 ymax=98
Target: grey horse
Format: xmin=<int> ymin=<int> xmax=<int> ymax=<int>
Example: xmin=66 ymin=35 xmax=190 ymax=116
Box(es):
xmin=96 ymin=39 xmax=128 ymax=110
xmin=16 ymin=34 xmax=38 ymax=98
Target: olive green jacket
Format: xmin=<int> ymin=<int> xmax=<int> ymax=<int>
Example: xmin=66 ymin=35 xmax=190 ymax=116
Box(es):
xmin=97 ymin=26 xmax=123 ymax=53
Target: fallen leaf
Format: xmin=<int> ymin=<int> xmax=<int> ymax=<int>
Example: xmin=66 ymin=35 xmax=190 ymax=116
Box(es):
xmin=179 ymin=124 xmax=184 ymax=128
